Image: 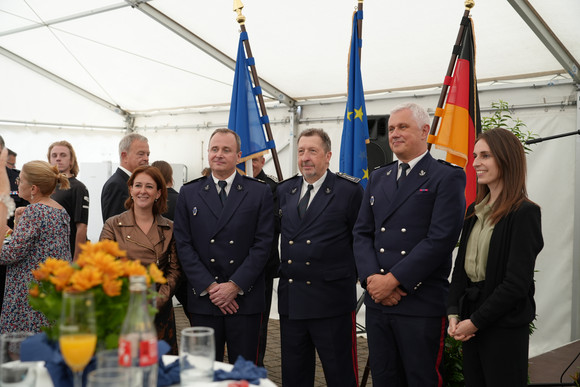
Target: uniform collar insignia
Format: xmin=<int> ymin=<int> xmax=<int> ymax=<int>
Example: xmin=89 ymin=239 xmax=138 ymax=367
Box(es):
xmin=236 ymin=184 xmax=243 ymax=191
xmin=419 ymin=170 xmax=426 ymax=176
xmin=203 ymin=184 xmax=210 ymax=191
xmin=192 ymin=207 xmax=198 ymax=216
xmin=325 ymin=187 xmax=331 ymax=194
xmin=386 ymin=170 xmax=392 ymax=176
xmin=291 ymin=187 xmax=298 ymax=194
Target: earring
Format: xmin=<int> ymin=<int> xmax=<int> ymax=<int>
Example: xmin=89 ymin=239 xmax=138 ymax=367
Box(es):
xmin=30 ymin=194 xmax=34 ymax=201
xmin=154 ymin=198 xmax=158 ymax=202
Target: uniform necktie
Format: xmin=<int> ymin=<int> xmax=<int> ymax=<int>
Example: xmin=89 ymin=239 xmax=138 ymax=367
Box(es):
xmin=397 ymin=163 xmax=410 ymax=188
xmin=297 ymin=184 xmax=313 ymax=219
xmin=218 ymin=180 xmax=228 ymax=206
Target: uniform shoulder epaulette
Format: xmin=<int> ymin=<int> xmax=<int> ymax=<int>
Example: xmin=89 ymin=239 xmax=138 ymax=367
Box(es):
xmin=266 ymin=174 xmax=279 ymax=183
xmin=374 ymin=160 xmax=397 ymax=170
xmin=183 ymin=175 xmax=207 ymax=185
xmin=437 ymin=159 xmax=462 ymax=169
xmin=242 ymin=174 xmax=266 ymax=183
xmin=277 ymin=174 xmax=300 ymax=185
xmin=335 ymin=172 xmax=361 ymax=184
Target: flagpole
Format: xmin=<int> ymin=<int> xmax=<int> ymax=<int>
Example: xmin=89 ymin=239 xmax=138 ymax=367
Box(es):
xmin=357 ymin=0 xmax=363 ymax=58
xmin=234 ymin=0 xmax=284 ymax=181
xmin=427 ymin=0 xmax=475 ymax=151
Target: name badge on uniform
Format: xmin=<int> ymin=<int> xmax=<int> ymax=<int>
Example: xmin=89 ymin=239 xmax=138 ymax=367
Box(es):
xmin=370 ymin=196 xmax=375 ymax=206
xmin=192 ymin=207 xmax=198 ymax=216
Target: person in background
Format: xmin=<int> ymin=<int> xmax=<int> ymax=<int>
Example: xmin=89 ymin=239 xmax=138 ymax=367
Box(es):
xmin=6 ymin=148 xmax=28 ymax=229
xmin=174 ymin=128 xmax=273 ymax=364
xmin=151 ymin=160 xmax=191 ymax=324
xmin=101 ymin=133 xmax=149 ymax=222
xmin=151 ymin=161 xmax=178 ymax=221
xmin=0 ymin=160 xmax=71 ymax=333
xmin=277 ymin=129 xmax=363 ymax=386
xmin=447 ymin=128 xmax=543 ymax=387
xmin=353 ymin=102 xmax=466 ymax=386
xmin=251 ymin=154 xmax=280 ymax=367
xmin=48 ymin=141 xmax=89 ymax=260
xmin=100 ymin=165 xmax=181 ymax=355
xmin=0 ymin=137 xmax=14 ymax=246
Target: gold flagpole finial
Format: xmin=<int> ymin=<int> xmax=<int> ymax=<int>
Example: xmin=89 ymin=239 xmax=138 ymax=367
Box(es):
xmin=234 ymin=0 xmax=246 ymax=25
xmin=465 ymin=0 xmax=475 ymax=10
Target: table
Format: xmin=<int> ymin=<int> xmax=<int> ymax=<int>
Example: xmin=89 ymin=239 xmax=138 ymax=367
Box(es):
xmin=34 ymin=356 xmax=277 ymax=387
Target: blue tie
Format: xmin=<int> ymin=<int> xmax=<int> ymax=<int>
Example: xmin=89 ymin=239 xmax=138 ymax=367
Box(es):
xmin=297 ymin=184 xmax=313 ymax=219
xmin=218 ymin=180 xmax=227 ymax=206
xmin=397 ymin=163 xmax=410 ymax=188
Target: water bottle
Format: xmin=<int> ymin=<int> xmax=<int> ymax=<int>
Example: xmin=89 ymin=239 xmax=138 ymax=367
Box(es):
xmin=118 ymin=275 xmax=158 ymax=387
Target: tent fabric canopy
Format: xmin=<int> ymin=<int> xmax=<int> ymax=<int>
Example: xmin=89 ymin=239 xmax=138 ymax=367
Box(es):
xmin=0 ymin=0 xmax=578 ymax=125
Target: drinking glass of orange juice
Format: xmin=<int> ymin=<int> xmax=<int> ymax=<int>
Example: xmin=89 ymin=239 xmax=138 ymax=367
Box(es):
xmin=59 ymin=291 xmax=97 ymax=387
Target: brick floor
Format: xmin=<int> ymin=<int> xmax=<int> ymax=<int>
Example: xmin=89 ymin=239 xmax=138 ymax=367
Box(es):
xmin=174 ymin=305 xmax=372 ymax=386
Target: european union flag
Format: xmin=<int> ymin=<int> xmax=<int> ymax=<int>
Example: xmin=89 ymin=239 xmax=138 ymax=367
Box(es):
xmin=228 ymin=31 xmax=272 ymax=173
xmin=339 ymin=10 xmax=369 ymax=188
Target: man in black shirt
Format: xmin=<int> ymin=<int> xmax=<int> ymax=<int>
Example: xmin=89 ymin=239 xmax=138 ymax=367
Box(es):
xmin=48 ymin=141 xmax=89 ymax=260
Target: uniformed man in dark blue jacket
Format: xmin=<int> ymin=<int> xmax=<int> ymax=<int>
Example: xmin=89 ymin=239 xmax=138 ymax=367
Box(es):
xmin=174 ymin=128 xmax=273 ymax=364
xmin=277 ymin=128 xmax=363 ymax=387
xmin=354 ymin=103 xmax=466 ymax=387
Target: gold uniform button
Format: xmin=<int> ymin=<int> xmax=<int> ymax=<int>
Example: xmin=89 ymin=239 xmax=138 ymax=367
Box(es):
xmin=229 ymin=240 xmax=234 ymax=245
xmin=289 ymin=240 xmax=294 ymax=245
xmin=401 ymin=251 xmax=407 ymax=256
xmin=288 ymin=260 xmax=293 ymax=264
xmin=229 ymin=260 xmax=234 ymax=264
xmin=288 ymin=279 xmax=294 ymax=284
xmin=305 ymin=261 xmax=311 ymax=266
xmin=379 ymin=248 xmax=385 ymax=253
xmin=380 ymin=269 xmax=385 ymax=273
xmin=306 ymin=240 xmax=311 ymax=245
xmin=401 ymin=228 xmax=407 ymax=233
xmin=214 ymin=276 xmax=219 ymax=280
xmin=381 ymin=227 xmax=386 ymax=232
xmin=210 ymin=239 xmax=215 ymax=244
xmin=306 ymin=281 xmax=311 ymax=285
xmin=210 ymin=259 xmax=215 ymax=263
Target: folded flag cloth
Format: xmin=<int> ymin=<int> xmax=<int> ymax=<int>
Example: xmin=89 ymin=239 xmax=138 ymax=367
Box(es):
xmin=20 ymin=333 xmax=176 ymax=387
xmin=213 ymin=355 xmax=267 ymax=385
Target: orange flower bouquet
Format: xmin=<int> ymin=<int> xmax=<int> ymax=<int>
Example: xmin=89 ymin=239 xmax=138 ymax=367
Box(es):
xmin=28 ymin=240 xmax=167 ymax=349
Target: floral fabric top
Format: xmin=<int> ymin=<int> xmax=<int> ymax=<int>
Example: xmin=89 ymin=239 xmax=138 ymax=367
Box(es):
xmin=0 ymin=203 xmax=71 ymax=333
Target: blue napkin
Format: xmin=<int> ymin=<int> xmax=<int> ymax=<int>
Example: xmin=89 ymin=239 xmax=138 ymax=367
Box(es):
xmin=156 ymin=340 xmax=180 ymax=387
xmin=20 ymin=334 xmax=176 ymax=387
xmin=20 ymin=333 xmax=96 ymax=387
xmin=213 ymin=356 xmax=267 ymax=385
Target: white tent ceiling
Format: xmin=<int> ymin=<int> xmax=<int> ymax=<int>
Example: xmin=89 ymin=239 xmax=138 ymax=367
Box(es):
xmin=0 ymin=0 xmax=578 ymax=128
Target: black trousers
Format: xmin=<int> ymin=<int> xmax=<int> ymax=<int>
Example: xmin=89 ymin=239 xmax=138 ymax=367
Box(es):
xmin=189 ymin=312 xmax=262 ymax=364
xmin=462 ymin=324 xmax=529 ymax=387
xmin=257 ymin=274 xmax=274 ymax=366
xmin=365 ymin=308 xmax=446 ymax=387
xmin=280 ymin=312 xmax=358 ymax=387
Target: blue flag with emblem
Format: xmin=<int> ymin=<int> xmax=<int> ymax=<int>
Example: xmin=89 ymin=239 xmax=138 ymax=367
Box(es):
xmin=339 ymin=10 xmax=369 ymax=188
xmin=228 ymin=31 xmax=272 ymax=173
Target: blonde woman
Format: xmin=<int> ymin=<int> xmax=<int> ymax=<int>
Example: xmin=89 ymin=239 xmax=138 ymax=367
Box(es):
xmin=0 ymin=160 xmax=71 ymax=333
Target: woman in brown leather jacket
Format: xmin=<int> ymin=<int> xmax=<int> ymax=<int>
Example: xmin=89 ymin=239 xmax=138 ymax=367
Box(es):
xmin=100 ymin=165 xmax=182 ymax=355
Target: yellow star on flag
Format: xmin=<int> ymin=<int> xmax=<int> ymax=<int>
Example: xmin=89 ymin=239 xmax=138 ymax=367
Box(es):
xmin=354 ymin=107 xmax=364 ymax=121
xmin=346 ymin=111 xmax=353 ymax=121
xmin=362 ymin=168 xmax=368 ymax=180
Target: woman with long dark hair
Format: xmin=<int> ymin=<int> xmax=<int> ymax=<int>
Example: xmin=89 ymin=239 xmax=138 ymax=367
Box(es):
xmin=447 ymin=128 xmax=544 ymax=386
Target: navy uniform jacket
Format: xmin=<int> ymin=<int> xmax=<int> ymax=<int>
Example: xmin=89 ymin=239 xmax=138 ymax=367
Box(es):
xmin=353 ymin=153 xmax=466 ymax=317
xmin=277 ymin=171 xmax=364 ymax=320
xmin=101 ymin=167 xmax=129 ymax=222
xmin=173 ymin=173 xmax=274 ymax=316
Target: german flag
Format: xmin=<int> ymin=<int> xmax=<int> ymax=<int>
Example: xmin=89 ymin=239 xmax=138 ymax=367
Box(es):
xmin=429 ymin=18 xmax=481 ymax=206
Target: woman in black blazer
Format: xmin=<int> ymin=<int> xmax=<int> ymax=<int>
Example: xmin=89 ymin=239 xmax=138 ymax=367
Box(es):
xmin=447 ymin=128 xmax=544 ymax=387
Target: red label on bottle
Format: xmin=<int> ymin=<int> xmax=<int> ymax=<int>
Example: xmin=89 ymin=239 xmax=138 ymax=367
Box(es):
xmin=118 ymin=339 xmax=132 ymax=366
xmin=139 ymin=338 xmax=158 ymax=366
